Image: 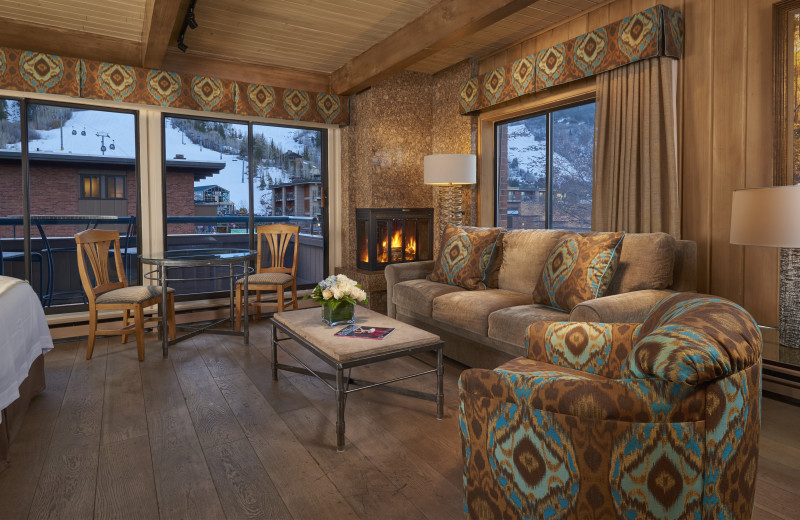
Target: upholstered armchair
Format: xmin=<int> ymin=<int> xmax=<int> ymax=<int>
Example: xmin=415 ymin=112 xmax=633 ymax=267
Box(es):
xmin=459 ymin=293 xmax=762 ymax=519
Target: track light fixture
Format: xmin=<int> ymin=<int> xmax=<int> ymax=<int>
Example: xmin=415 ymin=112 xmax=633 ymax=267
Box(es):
xmin=176 ymin=0 xmax=198 ymax=53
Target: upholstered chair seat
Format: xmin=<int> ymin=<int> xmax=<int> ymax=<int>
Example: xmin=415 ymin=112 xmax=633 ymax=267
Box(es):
xmin=235 ymin=272 xmax=293 ymax=285
xmin=459 ymin=292 xmax=762 ymax=519
xmin=95 ymin=286 xmax=175 ymax=305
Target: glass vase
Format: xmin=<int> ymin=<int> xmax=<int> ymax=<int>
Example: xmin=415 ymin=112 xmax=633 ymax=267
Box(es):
xmin=322 ymin=301 xmax=355 ymax=327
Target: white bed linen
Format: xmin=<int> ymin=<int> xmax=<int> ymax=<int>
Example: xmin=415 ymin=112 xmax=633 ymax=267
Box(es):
xmin=0 ymin=277 xmax=54 ymax=423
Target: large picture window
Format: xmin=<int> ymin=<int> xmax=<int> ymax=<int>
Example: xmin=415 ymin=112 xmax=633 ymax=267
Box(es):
xmin=162 ymin=115 xmax=327 ymax=296
xmin=496 ymin=101 xmax=595 ymax=231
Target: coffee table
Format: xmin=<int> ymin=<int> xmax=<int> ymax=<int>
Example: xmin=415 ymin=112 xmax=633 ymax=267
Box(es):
xmin=270 ymin=306 xmax=444 ymax=451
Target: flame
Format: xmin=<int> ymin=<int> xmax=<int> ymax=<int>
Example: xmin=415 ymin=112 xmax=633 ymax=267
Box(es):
xmin=405 ymin=235 xmax=416 ymax=260
xmin=375 ymin=228 xmax=417 ymax=264
xmin=391 ymin=229 xmax=402 ymax=249
xmin=360 ymin=247 xmax=369 ymax=263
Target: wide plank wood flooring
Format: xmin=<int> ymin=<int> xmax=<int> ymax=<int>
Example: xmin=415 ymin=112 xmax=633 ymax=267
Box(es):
xmin=0 ymin=321 xmax=798 ymax=519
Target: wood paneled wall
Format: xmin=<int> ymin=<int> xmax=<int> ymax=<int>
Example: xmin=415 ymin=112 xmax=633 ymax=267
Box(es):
xmin=477 ymin=0 xmax=779 ymax=326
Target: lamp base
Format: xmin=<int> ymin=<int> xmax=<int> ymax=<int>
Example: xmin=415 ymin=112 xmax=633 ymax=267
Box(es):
xmin=437 ymin=184 xmax=464 ymax=235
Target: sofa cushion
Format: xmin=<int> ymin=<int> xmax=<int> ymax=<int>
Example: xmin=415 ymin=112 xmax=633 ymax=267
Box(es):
xmin=498 ymin=229 xmax=570 ymax=294
xmin=428 ymin=225 xmax=503 ymax=290
xmin=488 ymin=304 xmax=569 ymax=347
xmin=432 ymin=289 xmax=532 ymax=336
xmin=606 ymin=232 xmax=676 ymax=295
xmin=392 ymin=279 xmax=465 ymax=318
xmin=533 ymin=231 xmax=625 ymax=312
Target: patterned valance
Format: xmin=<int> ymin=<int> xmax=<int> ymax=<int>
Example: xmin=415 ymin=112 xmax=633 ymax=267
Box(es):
xmin=0 ymin=48 xmax=349 ymax=126
xmin=458 ymin=4 xmax=683 ymax=115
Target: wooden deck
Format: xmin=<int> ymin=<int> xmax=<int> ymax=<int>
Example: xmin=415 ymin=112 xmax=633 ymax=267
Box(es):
xmin=0 ymin=322 xmax=797 ymax=519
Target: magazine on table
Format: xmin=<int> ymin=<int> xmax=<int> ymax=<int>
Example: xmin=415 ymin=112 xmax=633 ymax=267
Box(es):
xmin=334 ymin=325 xmax=395 ymax=340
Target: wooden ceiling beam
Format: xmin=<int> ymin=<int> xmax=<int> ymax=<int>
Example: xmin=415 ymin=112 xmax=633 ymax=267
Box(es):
xmin=330 ymin=0 xmax=541 ymax=95
xmin=161 ymin=48 xmax=332 ymax=93
xmin=0 ymin=17 xmax=141 ymax=66
xmin=141 ymin=0 xmax=184 ymax=68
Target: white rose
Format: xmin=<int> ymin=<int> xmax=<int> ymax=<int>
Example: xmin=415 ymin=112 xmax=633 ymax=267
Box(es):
xmin=357 ymin=289 xmax=367 ymax=302
xmin=333 ymin=288 xmax=344 ymax=300
xmin=322 ymin=289 xmax=333 ymax=300
xmin=336 ymin=274 xmax=348 ymax=283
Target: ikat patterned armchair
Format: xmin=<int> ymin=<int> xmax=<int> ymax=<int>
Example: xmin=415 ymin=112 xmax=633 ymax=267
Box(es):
xmin=459 ymin=292 xmax=762 ymax=519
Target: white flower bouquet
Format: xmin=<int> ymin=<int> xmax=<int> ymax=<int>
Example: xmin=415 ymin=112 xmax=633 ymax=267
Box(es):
xmin=307 ymin=274 xmax=368 ymax=325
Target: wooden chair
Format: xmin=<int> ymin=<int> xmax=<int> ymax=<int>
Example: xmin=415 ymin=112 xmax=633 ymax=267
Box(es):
xmin=75 ymin=229 xmax=176 ymax=361
xmin=235 ymin=224 xmax=299 ymax=330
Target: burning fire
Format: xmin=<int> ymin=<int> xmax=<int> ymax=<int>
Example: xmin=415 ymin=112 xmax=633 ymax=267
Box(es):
xmin=373 ymin=229 xmax=417 ymax=264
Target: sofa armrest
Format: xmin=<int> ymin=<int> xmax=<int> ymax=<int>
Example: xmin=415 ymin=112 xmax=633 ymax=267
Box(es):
xmin=385 ymin=261 xmax=434 ymax=318
xmin=525 ymin=321 xmax=641 ymax=378
xmin=569 ymin=290 xmax=674 ymax=323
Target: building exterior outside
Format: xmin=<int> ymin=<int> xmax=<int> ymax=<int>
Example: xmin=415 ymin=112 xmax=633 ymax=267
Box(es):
xmin=270 ymin=176 xmax=322 ymax=219
xmin=0 ymin=151 xmax=225 ymax=238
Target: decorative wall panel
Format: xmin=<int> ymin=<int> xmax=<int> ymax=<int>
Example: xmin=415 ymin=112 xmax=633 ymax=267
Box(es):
xmin=0 ymin=48 xmax=349 ymax=126
xmin=459 ymin=4 xmax=684 ymax=114
xmin=0 ymin=48 xmax=80 ymax=96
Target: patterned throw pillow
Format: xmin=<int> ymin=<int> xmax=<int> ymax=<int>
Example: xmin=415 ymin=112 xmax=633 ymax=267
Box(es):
xmin=532 ymin=231 xmax=625 ymax=311
xmin=428 ymin=225 xmax=503 ymax=290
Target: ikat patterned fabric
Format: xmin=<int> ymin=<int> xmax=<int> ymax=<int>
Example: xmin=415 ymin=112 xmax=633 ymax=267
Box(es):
xmin=0 ymin=48 xmax=349 ymax=125
xmin=459 ymin=294 xmax=762 ymax=519
xmin=458 ymin=4 xmax=684 ymax=114
xmin=0 ymin=48 xmax=80 ymax=96
xmin=627 ymin=292 xmax=763 ymax=384
xmin=428 ymin=225 xmax=503 ymax=290
xmin=532 ymin=231 xmax=625 ymax=312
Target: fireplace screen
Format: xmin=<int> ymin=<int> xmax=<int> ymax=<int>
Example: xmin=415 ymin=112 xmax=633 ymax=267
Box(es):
xmin=357 ymin=208 xmax=434 ymax=271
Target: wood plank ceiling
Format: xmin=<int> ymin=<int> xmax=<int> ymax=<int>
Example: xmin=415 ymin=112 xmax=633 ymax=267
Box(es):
xmin=0 ymin=0 xmax=605 ymax=94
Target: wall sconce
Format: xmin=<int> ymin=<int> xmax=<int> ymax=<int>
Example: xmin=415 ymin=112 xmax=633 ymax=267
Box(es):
xmin=424 ymin=154 xmax=476 ymax=234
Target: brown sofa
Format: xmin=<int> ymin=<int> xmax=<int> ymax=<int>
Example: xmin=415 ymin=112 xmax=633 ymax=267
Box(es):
xmin=386 ymin=230 xmax=697 ymax=368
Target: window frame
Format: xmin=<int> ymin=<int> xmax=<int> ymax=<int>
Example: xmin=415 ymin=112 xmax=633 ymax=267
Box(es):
xmin=493 ymin=98 xmax=596 ymax=230
xmin=160 ymin=112 xmax=330 ymax=298
xmin=0 ymin=96 xmax=141 ymax=314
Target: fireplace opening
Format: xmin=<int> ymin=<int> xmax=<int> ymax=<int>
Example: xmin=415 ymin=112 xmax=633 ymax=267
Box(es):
xmin=357 ymin=208 xmax=433 ymax=271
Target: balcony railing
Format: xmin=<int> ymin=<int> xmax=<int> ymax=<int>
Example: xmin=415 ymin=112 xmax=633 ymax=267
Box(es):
xmin=0 ymin=214 xmax=324 ymax=310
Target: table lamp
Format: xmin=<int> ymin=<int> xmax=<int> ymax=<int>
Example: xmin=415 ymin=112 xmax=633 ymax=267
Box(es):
xmin=730 ymin=185 xmax=800 ymax=248
xmin=730 ymin=185 xmax=800 ymax=350
xmin=424 ymin=154 xmax=476 ymax=234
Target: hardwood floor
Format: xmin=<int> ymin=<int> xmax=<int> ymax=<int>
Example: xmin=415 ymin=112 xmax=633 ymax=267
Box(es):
xmin=0 ymin=322 xmax=798 ymax=519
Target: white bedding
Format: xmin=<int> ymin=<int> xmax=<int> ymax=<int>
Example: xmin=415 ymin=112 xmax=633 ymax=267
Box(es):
xmin=0 ymin=276 xmax=53 ymax=423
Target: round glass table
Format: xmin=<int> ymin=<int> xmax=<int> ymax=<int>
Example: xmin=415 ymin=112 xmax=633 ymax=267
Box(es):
xmin=140 ymin=248 xmax=257 ymax=358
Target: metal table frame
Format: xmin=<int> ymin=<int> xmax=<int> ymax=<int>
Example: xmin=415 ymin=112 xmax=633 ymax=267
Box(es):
xmin=141 ymin=249 xmax=256 ymax=358
xmin=270 ymin=317 xmax=444 ymax=451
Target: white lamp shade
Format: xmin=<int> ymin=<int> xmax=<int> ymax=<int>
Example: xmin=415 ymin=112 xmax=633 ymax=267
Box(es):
xmin=424 ymin=154 xmax=476 ymax=185
xmin=730 ymin=185 xmax=800 ymax=248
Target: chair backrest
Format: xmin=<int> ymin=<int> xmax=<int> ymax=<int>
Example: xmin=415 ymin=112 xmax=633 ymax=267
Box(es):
xmin=74 ymin=229 xmax=127 ymax=302
xmin=256 ymin=224 xmax=300 ymax=277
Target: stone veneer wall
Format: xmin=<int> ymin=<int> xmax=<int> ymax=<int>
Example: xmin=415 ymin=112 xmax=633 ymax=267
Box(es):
xmin=340 ymin=59 xmax=478 ymax=270
xmin=337 ymin=59 xmax=478 ymax=313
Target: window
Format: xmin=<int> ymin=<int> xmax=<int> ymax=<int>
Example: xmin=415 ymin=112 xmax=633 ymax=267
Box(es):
xmin=81 ymin=175 xmax=100 ymax=198
xmin=496 ymin=101 xmax=595 ymax=231
xmin=106 ymin=175 xmax=125 ymax=199
xmin=80 ymin=174 xmax=125 ymax=199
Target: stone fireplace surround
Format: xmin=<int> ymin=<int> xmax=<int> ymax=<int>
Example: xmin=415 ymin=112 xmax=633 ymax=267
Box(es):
xmin=335 ymin=62 xmax=478 ymax=313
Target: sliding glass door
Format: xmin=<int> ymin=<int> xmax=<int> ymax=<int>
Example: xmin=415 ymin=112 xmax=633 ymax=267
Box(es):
xmin=162 ymin=114 xmax=327 ymax=296
xmin=0 ymin=98 xmax=139 ymax=311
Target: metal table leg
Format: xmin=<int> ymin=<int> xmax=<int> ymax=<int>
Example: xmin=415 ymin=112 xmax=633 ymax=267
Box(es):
xmin=161 ymin=265 xmax=168 ymax=358
xmin=271 ymin=323 xmax=278 ymax=381
xmin=436 ymin=346 xmax=444 ymax=419
xmin=243 ymin=259 xmax=249 ymax=345
xmin=336 ymin=366 xmax=346 ymax=451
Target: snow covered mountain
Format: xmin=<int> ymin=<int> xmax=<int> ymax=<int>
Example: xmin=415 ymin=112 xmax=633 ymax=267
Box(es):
xmin=3 ymin=108 xmax=311 ymax=214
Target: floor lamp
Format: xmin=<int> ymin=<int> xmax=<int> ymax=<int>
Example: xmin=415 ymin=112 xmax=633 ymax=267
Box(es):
xmin=730 ymin=185 xmax=800 ymax=349
xmin=424 ymin=154 xmax=476 ymax=235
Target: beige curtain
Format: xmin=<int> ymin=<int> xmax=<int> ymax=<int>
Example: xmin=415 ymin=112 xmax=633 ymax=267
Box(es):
xmin=592 ymin=57 xmax=680 ymax=237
